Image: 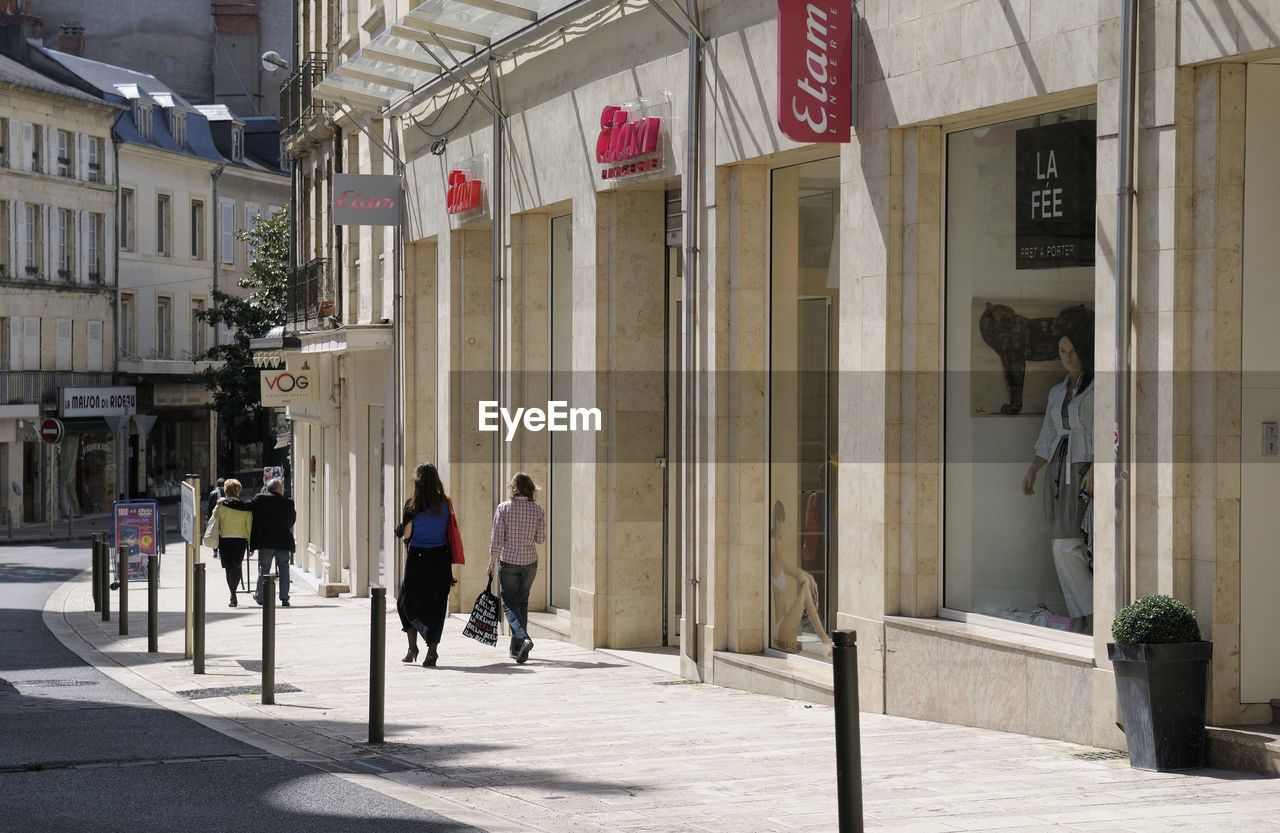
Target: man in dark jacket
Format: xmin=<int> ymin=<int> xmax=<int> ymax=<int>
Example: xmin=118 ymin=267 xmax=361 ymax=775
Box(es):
xmin=224 ymin=478 xmax=296 ymax=607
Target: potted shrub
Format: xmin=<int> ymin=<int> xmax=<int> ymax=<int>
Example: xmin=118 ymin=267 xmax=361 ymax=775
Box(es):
xmin=1108 ymin=594 xmax=1213 ymax=771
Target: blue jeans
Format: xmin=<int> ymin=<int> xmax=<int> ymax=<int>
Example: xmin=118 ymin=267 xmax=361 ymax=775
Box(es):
xmin=497 ymin=560 xmax=537 ymax=653
xmin=255 ymin=548 xmax=292 ymax=603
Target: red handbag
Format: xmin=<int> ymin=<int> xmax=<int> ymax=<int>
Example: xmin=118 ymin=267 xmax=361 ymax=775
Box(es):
xmin=445 ymin=496 xmax=465 ymax=565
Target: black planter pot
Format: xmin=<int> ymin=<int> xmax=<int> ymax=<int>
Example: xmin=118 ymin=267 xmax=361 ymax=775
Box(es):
xmin=1107 ymin=641 xmax=1213 ymax=771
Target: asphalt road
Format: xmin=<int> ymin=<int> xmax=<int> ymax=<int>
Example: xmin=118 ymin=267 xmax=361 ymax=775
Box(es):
xmin=0 ymin=541 xmax=480 ymax=833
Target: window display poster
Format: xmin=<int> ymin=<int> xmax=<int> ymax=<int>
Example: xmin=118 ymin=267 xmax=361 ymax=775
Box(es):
xmin=1014 ymin=120 xmax=1096 ymax=269
xmin=112 ymin=499 xmax=160 ymax=581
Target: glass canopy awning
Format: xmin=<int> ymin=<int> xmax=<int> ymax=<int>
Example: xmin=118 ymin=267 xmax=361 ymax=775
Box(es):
xmin=314 ymin=0 xmax=563 ymax=113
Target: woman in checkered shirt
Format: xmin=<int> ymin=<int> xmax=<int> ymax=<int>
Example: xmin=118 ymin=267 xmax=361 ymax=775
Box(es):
xmin=487 ymin=472 xmax=546 ymax=664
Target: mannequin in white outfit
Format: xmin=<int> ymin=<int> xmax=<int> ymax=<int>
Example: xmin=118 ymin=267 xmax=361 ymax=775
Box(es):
xmin=1022 ymin=310 xmax=1094 ymax=634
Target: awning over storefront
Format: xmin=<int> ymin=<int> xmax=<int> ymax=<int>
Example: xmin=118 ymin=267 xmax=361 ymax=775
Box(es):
xmin=313 ymin=0 xmax=700 ymax=117
xmin=62 ymin=418 xmax=111 ymax=434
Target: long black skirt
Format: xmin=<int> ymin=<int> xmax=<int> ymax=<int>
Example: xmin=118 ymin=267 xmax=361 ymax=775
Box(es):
xmin=397 ymin=544 xmax=453 ymax=643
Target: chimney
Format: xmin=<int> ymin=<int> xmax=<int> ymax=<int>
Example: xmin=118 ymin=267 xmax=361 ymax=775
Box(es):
xmin=211 ymin=0 xmax=259 ymax=35
xmin=0 ymin=0 xmax=42 ymax=62
xmin=57 ymin=21 xmax=84 ymax=56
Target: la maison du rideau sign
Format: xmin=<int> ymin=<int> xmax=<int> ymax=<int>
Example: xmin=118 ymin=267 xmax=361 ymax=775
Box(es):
xmin=776 ymin=0 xmax=857 ymax=144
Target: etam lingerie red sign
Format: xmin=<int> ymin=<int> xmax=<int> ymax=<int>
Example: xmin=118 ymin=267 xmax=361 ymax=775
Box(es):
xmin=596 ymin=99 xmax=667 ymax=182
xmin=777 ymin=1 xmax=854 ymax=143
xmin=447 ymin=169 xmax=483 ymax=215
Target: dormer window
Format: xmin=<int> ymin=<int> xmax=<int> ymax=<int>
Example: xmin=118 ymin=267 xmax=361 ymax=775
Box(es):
xmin=134 ymin=102 xmax=152 ymax=141
xmin=231 ymin=126 xmax=243 ymax=161
xmin=171 ymin=111 xmax=186 ymax=149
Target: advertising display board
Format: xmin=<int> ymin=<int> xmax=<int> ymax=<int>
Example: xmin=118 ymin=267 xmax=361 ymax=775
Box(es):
xmin=112 ymin=499 xmax=160 ymax=581
xmin=180 ymin=480 xmax=197 ymax=545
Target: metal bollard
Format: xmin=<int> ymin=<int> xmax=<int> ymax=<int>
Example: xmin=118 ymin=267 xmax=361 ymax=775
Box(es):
xmin=193 ymin=563 xmax=205 ymax=674
xmin=117 ymin=546 xmax=129 ymax=636
xmin=91 ymin=534 xmax=102 ymax=612
xmin=369 ymin=586 xmax=385 ymax=743
xmin=147 ymin=555 xmax=159 ymax=653
xmin=262 ymin=575 xmax=276 ymax=705
xmin=832 ymin=630 xmax=864 ymax=833
xmin=100 ymin=540 xmax=110 ymax=622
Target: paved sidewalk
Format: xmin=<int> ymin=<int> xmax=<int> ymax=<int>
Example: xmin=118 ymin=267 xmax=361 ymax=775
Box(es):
xmin=45 ymin=541 xmax=1280 ymax=833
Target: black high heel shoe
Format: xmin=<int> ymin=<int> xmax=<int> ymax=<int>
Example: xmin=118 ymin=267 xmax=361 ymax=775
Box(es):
xmin=401 ymin=646 xmax=419 ymax=663
xmin=423 ymin=645 xmax=439 ymax=667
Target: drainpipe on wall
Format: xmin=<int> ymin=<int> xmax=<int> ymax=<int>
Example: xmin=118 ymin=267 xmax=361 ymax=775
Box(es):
xmin=210 ymin=163 xmax=226 ymax=347
xmin=491 ymin=60 xmax=505 ymax=509
xmin=682 ymin=0 xmax=703 ymax=674
xmin=1114 ymin=0 xmax=1137 ymax=613
xmin=111 ymin=128 xmax=123 ymax=385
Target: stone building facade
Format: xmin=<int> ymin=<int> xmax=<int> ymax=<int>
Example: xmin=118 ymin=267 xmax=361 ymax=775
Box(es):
xmin=280 ymin=0 xmax=1280 ymax=752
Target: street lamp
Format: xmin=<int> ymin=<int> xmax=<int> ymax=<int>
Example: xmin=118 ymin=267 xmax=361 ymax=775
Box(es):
xmin=261 ymin=50 xmax=289 ymax=72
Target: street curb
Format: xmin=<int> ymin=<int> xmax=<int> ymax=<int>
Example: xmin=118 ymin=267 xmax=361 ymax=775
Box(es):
xmin=41 ymin=564 xmax=581 ymax=833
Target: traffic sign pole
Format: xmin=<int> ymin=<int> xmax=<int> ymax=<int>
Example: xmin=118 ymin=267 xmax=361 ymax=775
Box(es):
xmin=39 ymin=417 xmax=64 ymax=444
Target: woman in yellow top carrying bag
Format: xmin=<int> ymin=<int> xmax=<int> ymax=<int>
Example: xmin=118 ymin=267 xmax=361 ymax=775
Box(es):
xmin=213 ymin=478 xmax=253 ymax=607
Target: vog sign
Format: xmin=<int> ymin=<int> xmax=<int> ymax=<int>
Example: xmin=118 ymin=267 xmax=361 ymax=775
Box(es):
xmin=776 ymin=0 xmax=856 ymax=143
xmin=260 ymin=366 xmax=317 ymax=407
xmin=333 ymin=173 xmax=402 ymax=226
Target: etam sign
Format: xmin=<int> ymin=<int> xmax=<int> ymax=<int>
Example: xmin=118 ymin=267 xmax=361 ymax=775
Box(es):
xmin=333 ymin=173 xmax=402 ymax=226
xmin=776 ymin=1 xmax=856 ymax=143
xmin=596 ymin=96 xmax=669 ymax=183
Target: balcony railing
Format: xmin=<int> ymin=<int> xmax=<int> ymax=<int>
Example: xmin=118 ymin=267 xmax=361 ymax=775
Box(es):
xmin=287 ymin=257 xmax=337 ymax=331
xmin=281 ymin=54 xmax=329 ymax=137
xmin=0 ymin=371 xmax=115 ymax=406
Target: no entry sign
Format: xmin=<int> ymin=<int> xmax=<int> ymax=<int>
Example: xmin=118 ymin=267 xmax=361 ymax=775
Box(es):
xmin=39 ymin=417 xmax=63 ymax=444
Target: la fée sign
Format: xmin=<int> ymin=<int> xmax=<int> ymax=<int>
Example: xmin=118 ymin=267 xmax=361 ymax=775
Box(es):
xmin=776 ymin=1 xmax=855 ymax=143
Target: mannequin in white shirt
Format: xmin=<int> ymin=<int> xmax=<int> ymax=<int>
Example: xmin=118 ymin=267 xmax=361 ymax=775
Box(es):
xmin=1022 ymin=311 xmax=1094 ymax=634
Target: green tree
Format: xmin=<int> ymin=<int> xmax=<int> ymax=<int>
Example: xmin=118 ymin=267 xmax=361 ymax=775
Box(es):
xmin=195 ymin=206 xmax=290 ymax=462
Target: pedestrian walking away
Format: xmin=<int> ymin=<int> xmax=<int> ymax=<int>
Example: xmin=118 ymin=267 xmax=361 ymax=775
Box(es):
xmin=487 ymin=472 xmax=545 ymax=664
xmin=212 ymin=479 xmax=252 ymax=607
xmin=207 ymin=477 xmax=225 ymax=560
xmin=223 ymin=478 xmax=296 ymax=607
xmin=396 ymin=463 xmax=456 ymax=667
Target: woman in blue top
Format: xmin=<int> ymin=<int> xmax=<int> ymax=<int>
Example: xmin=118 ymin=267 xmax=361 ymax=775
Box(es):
xmin=397 ymin=462 xmax=455 ymax=666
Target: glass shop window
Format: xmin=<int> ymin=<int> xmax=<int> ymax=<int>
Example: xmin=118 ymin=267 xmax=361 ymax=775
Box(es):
xmin=769 ymin=156 xmax=840 ymax=660
xmin=943 ymin=105 xmax=1098 ymax=635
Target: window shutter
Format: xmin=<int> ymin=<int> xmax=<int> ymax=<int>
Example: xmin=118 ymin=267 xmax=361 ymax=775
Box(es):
xmin=87 ymin=319 xmax=103 ymax=371
xmin=55 ymin=318 xmax=72 ymax=370
xmin=77 ymin=133 xmax=88 ymax=182
xmin=22 ymin=316 xmax=40 ymax=370
xmin=221 ymin=200 xmax=235 ymax=264
xmin=78 ymin=209 xmax=88 ymax=277
xmin=13 ymin=200 xmax=24 ymax=259
xmin=21 ymin=124 xmax=32 ymax=172
xmin=8 ymin=318 xmax=19 ymax=369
